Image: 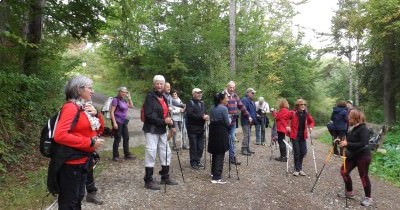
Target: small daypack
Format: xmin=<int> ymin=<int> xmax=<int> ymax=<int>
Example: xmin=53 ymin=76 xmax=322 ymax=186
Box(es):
xmin=101 ymin=97 xmax=114 ymax=119
xmin=140 ymin=103 xmax=145 ymax=122
xmin=39 ymin=108 xmax=80 ymax=158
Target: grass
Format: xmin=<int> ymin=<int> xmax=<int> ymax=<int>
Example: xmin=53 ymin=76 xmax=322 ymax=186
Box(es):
xmin=0 ymin=145 xmax=145 ymax=209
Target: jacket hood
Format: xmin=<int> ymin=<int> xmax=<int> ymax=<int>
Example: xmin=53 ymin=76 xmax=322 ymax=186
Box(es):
xmin=333 ymin=106 xmax=346 ymax=114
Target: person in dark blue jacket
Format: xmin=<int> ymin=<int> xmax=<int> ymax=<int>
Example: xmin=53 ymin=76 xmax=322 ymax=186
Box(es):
xmin=241 ymin=88 xmax=258 ymax=156
xmin=330 ymin=100 xmax=348 ymax=155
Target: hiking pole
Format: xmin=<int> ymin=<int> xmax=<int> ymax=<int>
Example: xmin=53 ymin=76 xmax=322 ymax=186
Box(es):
xmin=283 ymin=138 xmax=292 ymax=177
xmin=246 ymin=125 xmax=250 ymax=166
xmin=310 ymin=146 xmax=334 ymax=193
xmin=176 ymin=149 xmax=185 ymax=183
xmin=342 ymin=145 xmax=348 ymax=208
xmin=165 ymin=135 xmax=168 ymax=193
xmin=203 ymin=122 xmax=208 ymax=170
xmin=308 ymin=128 xmax=318 ymax=178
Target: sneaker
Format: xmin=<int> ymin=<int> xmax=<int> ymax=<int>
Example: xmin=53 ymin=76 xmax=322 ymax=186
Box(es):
xmin=261 ymin=143 xmax=266 ymax=146
xmin=299 ymin=171 xmax=306 ymax=176
xmin=211 ymin=179 xmax=227 ymax=184
xmin=293 ymin=171 xmax=299 ymax=176
xmin=360 ymin=197 xmax=373 ymax=207
xmin=337 ymin=191 xmax=355 ymax=199
xmin=247 ymin=149 xmax=255 ymax=154
xmin=197 ymin=163 xmax=204 ymax=168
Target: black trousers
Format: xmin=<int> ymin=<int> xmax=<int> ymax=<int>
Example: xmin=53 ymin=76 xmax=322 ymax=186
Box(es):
xmin=277 ymin=132 xmax=287 ymax=158
xmin=58 ymin=164 xmax=87 ymax=210
xmin=211 ymin=153 xmax=225 ymax=180
xmin=188 ymin=132 xmax=204 ymax=166
xmin=113 ymin=119 xmax=130 ymax=158
xmin=291 ymin=139 xmax=307 ymax=172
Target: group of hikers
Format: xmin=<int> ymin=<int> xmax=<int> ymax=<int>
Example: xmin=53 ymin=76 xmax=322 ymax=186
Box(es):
xmin=51 ymin=74 xmax=373 ymax=209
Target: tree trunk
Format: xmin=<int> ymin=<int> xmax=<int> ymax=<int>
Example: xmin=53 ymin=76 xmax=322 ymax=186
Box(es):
xmin=355 ymin=38 xmax=360 ymax=106
xmin=22 ymin=0 xmax=46 ymax=75
xmin=383 ymin=36 xmax=396 ymax=126
xmin=347 ymin=39 xmax=353 ymax=102
xmin=229 ymin=0 xmax=236 ymax=77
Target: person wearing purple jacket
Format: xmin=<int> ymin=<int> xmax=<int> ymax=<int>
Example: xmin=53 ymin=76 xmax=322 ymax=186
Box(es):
xmin=110 ymin=87 xmax=135 ymax=161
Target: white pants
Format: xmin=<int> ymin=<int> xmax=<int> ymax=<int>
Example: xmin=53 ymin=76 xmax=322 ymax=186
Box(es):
xmin=144 ymin=132 xmax=171 ymax=167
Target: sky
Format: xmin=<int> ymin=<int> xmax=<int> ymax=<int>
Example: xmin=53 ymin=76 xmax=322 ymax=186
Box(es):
xmin=293 ymin=0 xmax=339 ymax=49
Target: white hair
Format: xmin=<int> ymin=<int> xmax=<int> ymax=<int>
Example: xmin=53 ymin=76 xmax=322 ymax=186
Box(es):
xmin=153 ymin=75 xmax=165 ymax=84
xmin=226 ymin=81 xmax=235 ymax=87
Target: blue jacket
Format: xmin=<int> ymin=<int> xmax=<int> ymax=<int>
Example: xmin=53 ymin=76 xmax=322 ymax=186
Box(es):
xmin=241 ymin=96 xmax=257 ymax=125
xmin=330 ymin=106 xmax=348 ymax=131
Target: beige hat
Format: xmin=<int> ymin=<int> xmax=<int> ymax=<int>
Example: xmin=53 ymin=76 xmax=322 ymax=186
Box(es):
xmin=258 ymin=97 xmax=265 ymax=102
xmin=192 ymin=88 xmax=202 ymax=94
xmin=246 ymin=88 xmax=256 ymax=93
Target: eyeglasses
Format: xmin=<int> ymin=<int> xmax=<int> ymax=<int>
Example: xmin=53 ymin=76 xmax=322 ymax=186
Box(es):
xmin=299 ymin=104 xmax=306 ymax=106
xmin=81 ymin=86 xmax=94 ymax=91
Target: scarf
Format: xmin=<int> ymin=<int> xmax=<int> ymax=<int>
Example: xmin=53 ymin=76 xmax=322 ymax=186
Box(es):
xmin=71 ymin=99 xmax=101 ymax=131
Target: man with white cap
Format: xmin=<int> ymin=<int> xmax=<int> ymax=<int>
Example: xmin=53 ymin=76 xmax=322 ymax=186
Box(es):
xmin=241 ymin=88 xmax=258 ymax=155
xmin=186 ymin=87 xmax=209 ymax=169
xmin=255 ymin=96 xmax=270 ymax=145
xmin=142 ymin=75 xmax=178 ymax=190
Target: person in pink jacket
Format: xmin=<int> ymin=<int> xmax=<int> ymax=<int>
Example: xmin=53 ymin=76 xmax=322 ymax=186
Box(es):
xmin=272 ymin=98 xmax=291 ymax=162
xmin=286 ymin=98 xmax=314 ymax=176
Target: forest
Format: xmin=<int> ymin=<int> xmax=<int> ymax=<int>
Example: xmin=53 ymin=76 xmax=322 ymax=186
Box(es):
xmin=0 ymin=0 xmax=399 ymax=201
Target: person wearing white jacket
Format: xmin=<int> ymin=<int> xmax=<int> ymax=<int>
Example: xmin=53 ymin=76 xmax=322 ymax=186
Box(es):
xmin=255 ymin=97 xmax=270 ymax=145
xmin=171 ymin=89 xmax=186 ymax=150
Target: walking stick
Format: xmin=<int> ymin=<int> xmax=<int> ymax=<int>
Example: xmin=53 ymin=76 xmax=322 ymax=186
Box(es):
xmin=308 ymin=128 xmax=318 ymax=177
xmin=310 ymin=145 xmax=334 ymax=192
xmin=165 ymin=133 xmax=168 ymax=193
xmin=246 ymin=125 xmax=250 ymax=166
xmin=342 ymin=145 xmax=348 ymax=208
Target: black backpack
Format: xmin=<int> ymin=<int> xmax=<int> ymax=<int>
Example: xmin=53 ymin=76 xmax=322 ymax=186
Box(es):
xmin=39 ymin=108 xmax=80 ymax=158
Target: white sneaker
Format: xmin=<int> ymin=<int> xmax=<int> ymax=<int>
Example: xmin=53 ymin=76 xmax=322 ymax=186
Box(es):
xmin=293 ymin=171 xmax=299 ymax=176
xmin=299 ymin=171 xmax=306 ymax=176
xmin=211 ymin=179 xmax=227 ymax=184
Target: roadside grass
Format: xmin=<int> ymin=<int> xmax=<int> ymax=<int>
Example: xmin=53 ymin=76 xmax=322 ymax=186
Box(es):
xmin=316 ymin=125 xmax=400 ymax=187
xmin=0 ymin=145 xmax=145 ymax=209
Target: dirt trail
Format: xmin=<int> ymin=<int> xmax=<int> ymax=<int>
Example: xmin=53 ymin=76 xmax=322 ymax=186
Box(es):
xmin=77 ymin=108 xmax=399 ymax=210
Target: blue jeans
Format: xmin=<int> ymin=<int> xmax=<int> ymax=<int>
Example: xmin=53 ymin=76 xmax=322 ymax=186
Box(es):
xmin=228 ymin=124 xmax=236 ymax=159
xmin=256 ymin=122 xmax=266 ymax=144
xmin=188 ymin=132 xmax=204 ymax=166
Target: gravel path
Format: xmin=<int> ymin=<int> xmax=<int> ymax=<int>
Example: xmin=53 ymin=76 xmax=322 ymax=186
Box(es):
xmin=78 ymin=108 xmax=399 ymax=210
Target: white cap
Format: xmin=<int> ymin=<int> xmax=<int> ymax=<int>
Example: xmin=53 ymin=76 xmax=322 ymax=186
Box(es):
xmin=258 ymin=97 xmax=264 ymax=102
xmin=192 ymin=88 xmax=202 ymax=94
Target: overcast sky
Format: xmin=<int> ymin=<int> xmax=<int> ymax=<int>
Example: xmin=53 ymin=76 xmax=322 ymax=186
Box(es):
xmin=293 ymin=0 xmax=338 ymax=49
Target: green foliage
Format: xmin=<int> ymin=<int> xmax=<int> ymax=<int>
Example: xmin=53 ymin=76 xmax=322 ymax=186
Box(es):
xmin=0 ymin=166 xmax=52 ymax=210
xmin=370 ymin=124 xmax=400 ymax=186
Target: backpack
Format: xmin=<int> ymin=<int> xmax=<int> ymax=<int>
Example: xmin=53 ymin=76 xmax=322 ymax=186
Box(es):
xmin=101 ymin=97 xmax=114 ymax=119
xmin=140 ymin=103 xmax=145 ymax=122
xmin=39 ymin=108 xmax=80 ymax=158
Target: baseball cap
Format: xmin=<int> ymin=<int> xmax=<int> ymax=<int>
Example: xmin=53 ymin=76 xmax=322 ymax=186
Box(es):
xmin=346 ymin=100 xmax=353 ymax=105
xmin=246 ymin=88 xmax=256 ymax=93
xmin=192 ymin=88 xmax=202 ymax=94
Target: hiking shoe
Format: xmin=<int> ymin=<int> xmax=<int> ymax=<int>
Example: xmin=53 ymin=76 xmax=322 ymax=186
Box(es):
xmin=124 ymin=155 xmax=136 ymax=160
xmin=112 ymin=157 xmax=120 ymax=162
xmin=160 ymin=177 xmax=178 ymax=185
xmin=360 ymin=197 xmax=373 ymax=207
xmin=191 ymin=165 xmax=200 ymax=170
xmin=86 ymin=192 xmax=103 ymax=205
xmin=211 ymin=179 xmax=227 ymax=184
xmin=197 ymin=163 xmax=204 ymax=168
xmin=229 ymin=157 xmax=241 ymax=165
xmin=299 ymin=171 xmax=306 ymax=176
xmin=145 ymin=180 xmax=161 ymax=190
xmin=293 ymin=171 xmax=299 ymax=176
xmin=274 ymin=157 xmax=287 ymax=162
xmin=247 ymin=149 xmax=255 ymax=154
xmin=337 ymin=191 xmax=355 ymax=199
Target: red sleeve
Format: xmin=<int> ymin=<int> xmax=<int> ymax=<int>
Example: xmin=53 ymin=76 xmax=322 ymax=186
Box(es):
xmin=54 ymin=103 xmax=93 ymax=153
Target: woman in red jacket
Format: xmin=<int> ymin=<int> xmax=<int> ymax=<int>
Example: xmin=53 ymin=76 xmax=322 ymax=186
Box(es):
xmin=287 ymin=98 xmax=314 ymax=176
xmin=54 ymin=75 xmax=104 ymax=210
xmin=272 ymin=98 xmax=291 ymax=162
